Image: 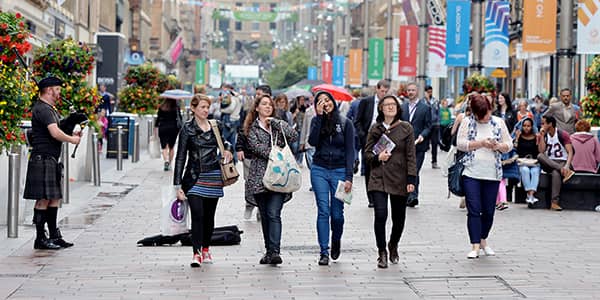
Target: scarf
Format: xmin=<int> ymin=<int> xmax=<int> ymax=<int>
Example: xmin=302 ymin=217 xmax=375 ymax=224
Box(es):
xmin=460 ymin=115 xmax=503 ymax=180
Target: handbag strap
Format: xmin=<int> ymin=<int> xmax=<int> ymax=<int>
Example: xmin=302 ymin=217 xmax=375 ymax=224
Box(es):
xmin=268 ymin=119 xmax=288 ymax=148
xmin=208 ymin=120 xmax=226 ymax=156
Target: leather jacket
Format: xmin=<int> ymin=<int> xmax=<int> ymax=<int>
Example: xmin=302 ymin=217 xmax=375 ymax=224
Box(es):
xmin=173 ymin=119 xmax=231 ymax=191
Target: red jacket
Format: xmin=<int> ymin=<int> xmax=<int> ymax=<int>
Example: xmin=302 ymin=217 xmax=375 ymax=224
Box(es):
xmin=570 ymin=132 xmax=600 ymax=173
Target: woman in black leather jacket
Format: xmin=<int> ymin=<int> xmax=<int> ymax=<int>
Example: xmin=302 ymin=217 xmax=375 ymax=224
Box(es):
xmin=173 ymin=94 xmax=233 ymax=268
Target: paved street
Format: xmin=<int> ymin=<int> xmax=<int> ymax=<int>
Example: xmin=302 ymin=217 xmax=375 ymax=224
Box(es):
xmin=1 ymin=151 xmax=600 ymax=299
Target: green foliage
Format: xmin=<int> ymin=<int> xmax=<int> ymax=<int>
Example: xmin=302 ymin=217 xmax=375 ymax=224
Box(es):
xmin=255 ymin=42 xmax=273 ymax=63
xmin=582 ymin=56 xmax=600 ymax=126
xmin=265 ymin=46 xmax=311 ymax=89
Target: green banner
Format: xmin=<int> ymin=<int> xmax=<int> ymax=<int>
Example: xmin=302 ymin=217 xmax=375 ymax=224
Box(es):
xmin=195 ymin=59 xmax=206 ymax=84
xmin=368 ymin=38 xmax=384 ymax=80
xmin=213 ymin=10 xmax=298 ymax=22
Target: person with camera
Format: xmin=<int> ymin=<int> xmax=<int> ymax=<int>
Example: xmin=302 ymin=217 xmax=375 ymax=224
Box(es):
xmin=173 ymin=94 xmax=233 ymax=267
xmin=24 ymin=77 xmax=81 ymax=250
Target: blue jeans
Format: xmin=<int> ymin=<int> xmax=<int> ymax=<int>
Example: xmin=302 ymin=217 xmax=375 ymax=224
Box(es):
xmin=310 ymin=165 xmax=346 ymax=255
xmin=255 ymin=191 xmax=285 ymax=254
xmin=222 ymin=118 xmax=239 ymax=162
xmin=463 ymin=176 xmax=500 ymax=244
xmin=519 ymin=165 xmax=541 ymax=192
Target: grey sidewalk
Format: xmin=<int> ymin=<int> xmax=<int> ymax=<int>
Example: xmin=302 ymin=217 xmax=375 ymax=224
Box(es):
xmin=2 ymin=152 xmax=600 ymax=299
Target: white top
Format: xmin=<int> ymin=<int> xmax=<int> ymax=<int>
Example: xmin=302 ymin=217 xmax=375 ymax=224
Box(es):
xmin=456 ymin=116 xmax=513 ymax=181
xmin=545 ymin=132 xmax=568 ymax=161
xmin=370 ymin=95 xmax=380 ymax=127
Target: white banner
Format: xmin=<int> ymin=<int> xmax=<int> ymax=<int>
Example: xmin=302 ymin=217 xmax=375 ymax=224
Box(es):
xmin=428 ymin=26 xmax=447 ymax=78
xmin=577 ymin=0 xmax=600 ymax=54
xmin=482 ymin=1 xmax=509 ymax=68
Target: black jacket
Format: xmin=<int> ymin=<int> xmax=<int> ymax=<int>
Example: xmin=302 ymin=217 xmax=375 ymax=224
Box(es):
xmin=173 ymin=119 xmax=231 ymax=192
xmin=401 ymin=99 xmax=433 ymax=153
xmin=353 ymin=96 xmax=376 ymax=149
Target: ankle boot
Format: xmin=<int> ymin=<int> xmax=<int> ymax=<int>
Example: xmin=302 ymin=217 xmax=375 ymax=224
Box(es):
xmin=388 ymin=242 xmax=399 ymax=264
xmin=49 ymin=228 xmax=74 ymax=248
xmin=34 ymin=237 xmax=61 ymax=250
xmin=377 ymin=249 xmax=388 ymax=268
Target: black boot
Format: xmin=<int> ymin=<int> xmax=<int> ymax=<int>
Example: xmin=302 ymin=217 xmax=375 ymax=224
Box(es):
xmin=33 ymin=209 xmax=60 ymax=250
xmin=49 ymin=228 xmax=74 ymax=248
xmin=388 ymin=242 xmax=399 ymax=264
xmin=34 ymin=238 xmax=61 ymax=250
xmin=377 ymin=249 xmax=388 ymax=268
xmin=331 ymin=240 xmax=341 ymax=260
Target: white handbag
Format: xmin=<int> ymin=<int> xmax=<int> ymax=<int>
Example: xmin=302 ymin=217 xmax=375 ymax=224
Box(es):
xmin=262 ymin=126 xmax=302 ymax=193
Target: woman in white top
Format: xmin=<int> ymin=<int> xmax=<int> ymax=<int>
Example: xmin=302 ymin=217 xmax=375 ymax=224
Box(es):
xmin=456 ymin=94 xmax=513 ymax=259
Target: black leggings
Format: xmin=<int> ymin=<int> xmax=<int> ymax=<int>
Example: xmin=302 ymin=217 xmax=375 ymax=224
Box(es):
xmin=372 ymin=191 xmax=407 ymax=251
xmin=186 ymin=195 xmax=218 ymax=254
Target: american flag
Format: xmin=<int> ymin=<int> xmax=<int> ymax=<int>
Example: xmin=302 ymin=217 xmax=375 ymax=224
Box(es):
xmin=429 ymin=26 xmax=446 ymax=59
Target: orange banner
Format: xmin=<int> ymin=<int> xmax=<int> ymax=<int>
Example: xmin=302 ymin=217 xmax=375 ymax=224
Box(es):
xmin=347 ymin=49 xmax=362 ymax=86
xmin=522 ymin=0 xmax=556 ymax=53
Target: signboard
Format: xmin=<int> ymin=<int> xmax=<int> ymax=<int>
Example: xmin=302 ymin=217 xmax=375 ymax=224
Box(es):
xmin=399 ymin=25 xmax=418 ymax=77
xmin=446 ymin=0 xmax=471 ymax=67
xmin=347 ymin=49 xmax=362 ymax=86
xmin=195 ymin=59 xmax=206 ymax=84
xmin=482 ymin=1 xmax=509 ymax=67
xmin=332 ymin=56 xmax=345 ymax=87
xmin=522 ymin=0 xmax=556 ymax=53
xmin=368 ymin=38 xmax=384 ymax=80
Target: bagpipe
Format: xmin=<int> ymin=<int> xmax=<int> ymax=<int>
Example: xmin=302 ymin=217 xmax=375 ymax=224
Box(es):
xmin=13 ymin=48 xmax=89 ymax=158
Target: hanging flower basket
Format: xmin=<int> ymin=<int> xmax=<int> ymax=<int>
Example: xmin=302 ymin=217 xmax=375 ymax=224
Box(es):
xmin=456 ymin=73 xmax=496 ymax=108
xmin=124 ymin=63 xmax=161 ymax=89
xmin=582 ymin=56 xmax=600 ymax=126
xmin=117 ymin=85 xmax=160 ymax=114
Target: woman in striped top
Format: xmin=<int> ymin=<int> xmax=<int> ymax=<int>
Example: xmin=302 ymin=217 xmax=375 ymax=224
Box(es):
xmin=173 ymin=94 xmax=233 ymax=267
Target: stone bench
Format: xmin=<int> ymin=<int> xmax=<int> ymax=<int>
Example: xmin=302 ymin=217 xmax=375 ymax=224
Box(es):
xmin=521 ymin=172 xmax=600 ymax=210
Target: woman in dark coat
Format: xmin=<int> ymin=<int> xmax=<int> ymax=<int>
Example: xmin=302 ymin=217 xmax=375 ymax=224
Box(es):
xmin=155 ymin=97 xmax=182 ymax=171
xmin=364 ymin=95 xmax=417 ymax=268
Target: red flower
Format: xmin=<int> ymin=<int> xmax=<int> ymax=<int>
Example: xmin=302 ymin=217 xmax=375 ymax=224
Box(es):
xmin=15 ymin=12 xmax=22 ymax=19
xmin=0 ymin=23 xmax=7 ymax=30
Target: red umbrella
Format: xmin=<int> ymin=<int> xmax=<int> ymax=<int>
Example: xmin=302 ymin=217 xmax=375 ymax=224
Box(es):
xmin=311 ymin=84 xmax=354 ymax=101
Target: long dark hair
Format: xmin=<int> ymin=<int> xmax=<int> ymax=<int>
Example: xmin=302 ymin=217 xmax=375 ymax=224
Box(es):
xmin=375 ymin=95 xmax=403 ymax=124
xmin=159 ymin=98 xmax=177 ymax=111
xmin=498 ymin=92 xmax=513 ymax=112
xmin=242 ymin=95 xmax=275 ymax=136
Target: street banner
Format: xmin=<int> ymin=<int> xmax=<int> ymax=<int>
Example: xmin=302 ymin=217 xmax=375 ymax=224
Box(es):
xmin=307 ymin=66 xmax=318 ymax=80
xmin=399 ymin=25 xmax=418 ymax=77
xmin=368 ymin=38 xmax=384 ymax=80
xmin=195 ymin=59 xmax=206 ymax=84
xmin=165 ymin=33 xmax=184 ymax=65
xmin=332 ymin=56 xmax=345 ymax=87
xmin=428 ymin=26 xmax=448 ymax=78
xmin=446 ymin=0 xmax=471 ymax=67
xmin=401 ymin=0 xmax=418 ymax=25
xmin=322 ymin=60 xmax=333 ymax=84
xmin=522 ymin=0 xmax=556 ymax=53
xmin=577 ymin=0 xmax=600 ymax=54
xmin=482 ymin=0 xmax=510 ymax=68
xmin=209 ymin=59 xmax=221 ymax=88
xmin=347 ymin=49 xmax=362 ymax=86
xmin=213 ymin=10 xmax=298 ymax=22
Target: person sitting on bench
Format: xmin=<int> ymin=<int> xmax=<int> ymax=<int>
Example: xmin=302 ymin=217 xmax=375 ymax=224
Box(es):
xmin=570 ymin=120 xmax=600 ymax=174
xmin=537 ymin=115 xmax=575 ymax=211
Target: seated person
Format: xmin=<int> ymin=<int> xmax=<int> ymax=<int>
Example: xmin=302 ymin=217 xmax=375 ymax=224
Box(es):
xmin=514 ymin=118 xmax=540 ymax=204
xmin=570 ymin=120 xmax=600 ymax=173
xmin=537 ymin=115 xmax=575 ymax=211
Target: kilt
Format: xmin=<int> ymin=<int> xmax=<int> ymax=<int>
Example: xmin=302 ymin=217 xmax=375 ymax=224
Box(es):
xmin=23 ymin=154 xmax=63 ymax=200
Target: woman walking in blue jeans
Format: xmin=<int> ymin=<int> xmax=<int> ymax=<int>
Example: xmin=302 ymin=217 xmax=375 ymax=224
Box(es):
xmin=456 ymin=94 xmax=512 ymax=259
xmin=308 ymin=91 xmax=355 ymax=266
xmin=245 ymin=95 xmax=298 ymax=265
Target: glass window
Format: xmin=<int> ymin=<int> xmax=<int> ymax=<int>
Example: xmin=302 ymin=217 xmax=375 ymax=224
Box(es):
xmin=270 ymin=22 xmax=276 ymax=30
xmin=252 ymin=22 xmax=260 ymax=31
xmin=235 ymin=22 xmax=242 ymax=31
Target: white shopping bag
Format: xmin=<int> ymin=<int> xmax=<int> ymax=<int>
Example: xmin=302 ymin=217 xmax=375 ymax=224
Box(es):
xmin=149 ymin=136 xmax=161 ymax=159
xmin=160 ymin=186 xmax=189 ymax=236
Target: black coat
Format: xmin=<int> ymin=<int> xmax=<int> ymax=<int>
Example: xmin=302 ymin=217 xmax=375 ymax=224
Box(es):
xmin=173 ymin=119 xmax=231 ymax=192
xmin=353 ymin=96 xmax=376 ymax=149
xmin=401 ymin=100 xmax=433 ymax=153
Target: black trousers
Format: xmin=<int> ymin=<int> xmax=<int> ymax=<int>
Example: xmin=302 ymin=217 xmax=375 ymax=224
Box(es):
xmin=372 ymin=191 xmax=407 ymax=251
xmin=430 ymin=125 xmax=440 ymax=164
xmin=187 ymin=195 xmax=218 ymax=254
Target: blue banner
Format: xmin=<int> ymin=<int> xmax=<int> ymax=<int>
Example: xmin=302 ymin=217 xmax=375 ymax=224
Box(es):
xmin=307 ymin=66 xmax=318 ymax=80
xmin=332 ymin=56 xmax=345 ymax=87
xmin=482 ymin=1 xmax=509 ymax=68
xmin=446 ymin=0 xmax=471 ymax=67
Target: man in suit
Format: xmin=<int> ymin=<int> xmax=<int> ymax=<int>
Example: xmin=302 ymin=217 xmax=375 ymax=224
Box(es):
xmin=354 ymin=80 xmax=390 ymax=207
xmin=544 ymin=88 xmax=578 ymax=134
xmin=401 ymin=83 xmax=432 ymax=207
xmin=424 ymin=85 xmax=440 ymax=169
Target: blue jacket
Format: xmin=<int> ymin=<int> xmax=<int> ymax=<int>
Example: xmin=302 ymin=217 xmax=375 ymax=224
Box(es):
xmin=309 ymin=111 xmax=355 ymax=182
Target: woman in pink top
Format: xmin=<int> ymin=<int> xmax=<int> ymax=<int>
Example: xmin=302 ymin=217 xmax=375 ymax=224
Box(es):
xmin=570 ymin=120 xmax=600 ymax=173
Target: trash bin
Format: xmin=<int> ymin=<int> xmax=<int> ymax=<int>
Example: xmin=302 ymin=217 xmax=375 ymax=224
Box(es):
xmin=106 ymin=114 xmax=131 ymax=159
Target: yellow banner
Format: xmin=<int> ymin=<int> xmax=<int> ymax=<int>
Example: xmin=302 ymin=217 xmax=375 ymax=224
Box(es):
xmin=522 ymin=0 xmax=556 ymax=53
xmin=348 ymin=49 xmax=362 ymax=86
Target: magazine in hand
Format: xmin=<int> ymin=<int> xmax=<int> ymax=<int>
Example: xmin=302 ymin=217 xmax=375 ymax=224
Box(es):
xmin=335 ymin=181 xmax=352 ymax=205
xmin=372 ymin=134 xmax=396 ymax=155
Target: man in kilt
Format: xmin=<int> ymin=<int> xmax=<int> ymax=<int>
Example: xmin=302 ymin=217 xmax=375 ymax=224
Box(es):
xmin=23 ymin=76 xmax=81 ymax=250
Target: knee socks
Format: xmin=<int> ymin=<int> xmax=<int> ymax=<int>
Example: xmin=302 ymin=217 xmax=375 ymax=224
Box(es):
xmin=46 ymin=207 xmax=58 ymax=235
xmin=33 ymin=208 xmax=46 ymax=240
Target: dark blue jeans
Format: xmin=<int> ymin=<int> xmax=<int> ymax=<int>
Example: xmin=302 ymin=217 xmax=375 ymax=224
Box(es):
xmin=409 ymin=151 xmax=426 ymax=200
xmin=463 ymin=176 xmax=500 ymax=244
xmin=310 ymin=165 xmax=346 ymax=255
xmin=255 ymin=191 xmax=285 ymax=254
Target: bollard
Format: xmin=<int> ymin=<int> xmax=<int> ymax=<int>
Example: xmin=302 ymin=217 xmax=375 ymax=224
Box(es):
xmin=7 ymin=151 xmax=20 ymax=238
xmin=91 ymin=131 xmax=101 ymax=186
xmin=147 ymin=118 xmax=154 ymax=141
xmin=132 ymin=122 xmax=140 ymax=163
xmin=61 ymin=142 xmax=70 ymax=204
xmin=117 ymin=126 xmax=123 ymax=171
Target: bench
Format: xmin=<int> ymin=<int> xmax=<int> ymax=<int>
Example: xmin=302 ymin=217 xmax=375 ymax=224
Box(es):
xmin=522 ymin=173 xmax=600 ymax=210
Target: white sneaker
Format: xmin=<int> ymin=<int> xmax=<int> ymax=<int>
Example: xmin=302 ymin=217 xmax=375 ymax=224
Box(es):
xmin=467 ymin=250 xmax=479 ymax=259
xmin=202 ymin=250 xmax=213 ymax=264
xmin=481 ymin=246 xmax=495 ymax=256
xmin=530 ymin=197 xmax=539 ymax=204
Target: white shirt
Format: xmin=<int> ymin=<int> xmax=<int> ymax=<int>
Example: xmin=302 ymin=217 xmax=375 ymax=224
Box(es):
xmin=370 ymin=95 xmax=380 ymax=127
xmin=408 ymin=99 xmax=419 ymax=122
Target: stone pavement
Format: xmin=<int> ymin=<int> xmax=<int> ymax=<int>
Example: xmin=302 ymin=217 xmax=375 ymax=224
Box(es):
xmin=1 ymin=152 xmax=600 ymax=299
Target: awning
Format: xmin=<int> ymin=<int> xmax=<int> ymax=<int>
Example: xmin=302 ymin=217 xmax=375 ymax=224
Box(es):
xmin=490 ymin=68 xmax=507 ymax=78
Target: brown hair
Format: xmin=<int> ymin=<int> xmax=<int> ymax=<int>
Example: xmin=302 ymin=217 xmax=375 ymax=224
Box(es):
xmin=190 ymin=94 xmax=211 ymax=116
xmin=159 ymin=98 xmax=177 ymax=111
xmin=376 ymin=95 xmax=403 ymax=123
xmin=242 ymin=95 xmax=275 ymax=136
xmin=575 ymin=119 xmax=591 ymax=133
xmin=470 ymin=94 xmax=491 ymax=120
xmin=274 ymin=94 xmax=289 ymax=110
